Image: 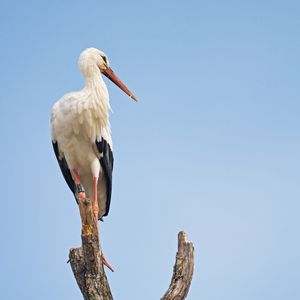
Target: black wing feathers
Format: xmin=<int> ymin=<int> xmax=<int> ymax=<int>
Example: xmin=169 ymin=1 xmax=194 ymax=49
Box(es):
xmin=96 ymin=138 xmax=114 ymax=217
xmin=52 ymin=139 xmax=113 ymax=217
xmin=52 ymin=141 xmax=77 ymax=203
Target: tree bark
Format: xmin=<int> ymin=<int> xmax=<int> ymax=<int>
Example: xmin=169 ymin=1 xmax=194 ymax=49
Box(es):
xmin=68 ymin=196 xmax=194 ymax=300
xmin=69 ymin=196 xmax=113 ymax=300
xmin=161 ymin=231 xmax=194 ymax=300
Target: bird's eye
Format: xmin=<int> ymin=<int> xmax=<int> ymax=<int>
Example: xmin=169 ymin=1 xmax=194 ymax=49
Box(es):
xmin=101 ymin=56 xmax=107 ymax=64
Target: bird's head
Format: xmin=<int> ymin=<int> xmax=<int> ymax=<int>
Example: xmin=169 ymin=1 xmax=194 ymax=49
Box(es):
xmin=79 ymin=48 xmax=137 ymax=101
xmin=79 ymin=48 xmax=109 ymax=75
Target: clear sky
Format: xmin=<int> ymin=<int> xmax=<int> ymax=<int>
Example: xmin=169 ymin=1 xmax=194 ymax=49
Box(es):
xmin=0 ymin=0 xmax=299 ymax=299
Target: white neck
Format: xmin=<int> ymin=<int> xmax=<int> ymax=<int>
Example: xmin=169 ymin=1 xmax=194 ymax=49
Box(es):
xmin=85 ymin=67 xmax=106 ymax=90
xmin=82 ymin=67 xmax=112 ymax=144
xmin=83 ymin=67 xmax=110 ymax=106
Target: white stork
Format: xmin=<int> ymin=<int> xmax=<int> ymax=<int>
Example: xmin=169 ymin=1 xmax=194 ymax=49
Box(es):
xmin=51 ymin=48 xmax=137 ymax=270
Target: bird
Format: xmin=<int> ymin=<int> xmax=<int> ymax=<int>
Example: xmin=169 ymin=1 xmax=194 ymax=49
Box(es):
xmin=51 ymin=47 xmax=137 ymax=270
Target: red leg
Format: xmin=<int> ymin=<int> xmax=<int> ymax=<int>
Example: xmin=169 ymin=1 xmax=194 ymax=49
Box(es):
xmin=73 ymin=172 xmax=113 ymax=272
xmin=93 ymin=176 xmax=114 ymax=272
xmin=72 ymin=169 xmax=86 ymax=200
xmin=93 ymin=176 xmax=99 ymax=221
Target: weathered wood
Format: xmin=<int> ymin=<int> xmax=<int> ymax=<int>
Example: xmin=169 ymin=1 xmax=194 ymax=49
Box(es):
xmin=68 ymin=195 xmax=194 ymax=300
xmin=161 ymin=231 xmax=194 ymax=300
xmin=69 ymin=196 xmax=113 ymax=300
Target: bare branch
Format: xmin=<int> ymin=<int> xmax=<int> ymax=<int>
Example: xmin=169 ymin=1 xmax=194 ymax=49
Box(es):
xmin=68 ymin=196 xmax=194 ymax=300
xmin=161 ymin=231 xmax=194 ymax=300
xmin=69 ymin=196 xmax=113 ymax=300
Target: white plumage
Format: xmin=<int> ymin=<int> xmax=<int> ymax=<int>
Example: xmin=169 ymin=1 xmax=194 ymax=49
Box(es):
xmin=51 ymin=48 xmax=136 ymax=219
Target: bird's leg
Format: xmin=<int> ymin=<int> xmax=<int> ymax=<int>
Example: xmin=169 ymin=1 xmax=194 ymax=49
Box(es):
xmin=93 ymin=176 xmax=99 ymax=221
xmin=93 ymin=176 xmax=114 ymax=272
xmin=72 ymin=169 xmax=86 ymax=200
xmin=72 ymin=170 xmax=112 ymax=271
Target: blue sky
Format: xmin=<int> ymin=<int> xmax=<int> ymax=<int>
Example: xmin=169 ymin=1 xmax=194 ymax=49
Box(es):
xmin=0 ymin=0 xmax=299 ymax=299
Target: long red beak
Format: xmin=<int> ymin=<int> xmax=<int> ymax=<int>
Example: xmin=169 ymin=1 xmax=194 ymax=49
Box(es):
xmin=102 ymin=67 xmax=137 ymax=102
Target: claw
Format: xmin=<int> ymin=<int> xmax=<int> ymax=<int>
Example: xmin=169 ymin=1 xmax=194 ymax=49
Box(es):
xmin=102 ymin=255 xmax=114 ymax=272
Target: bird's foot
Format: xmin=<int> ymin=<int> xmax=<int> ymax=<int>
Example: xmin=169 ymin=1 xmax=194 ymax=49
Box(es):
xmin=78 ymin=191 xmax=86 ymax=201
xmin=82 ymin=224 xmax=93 ymax=236
xmin=102 ymin=255 xmax=114 ymax=272
xmin=93 ymin=209 xmax=99 ymax=221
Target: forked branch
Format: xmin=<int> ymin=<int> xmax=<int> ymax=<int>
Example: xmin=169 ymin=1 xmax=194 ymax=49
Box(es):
xmin=68 ymin=196 xmax=194 ymax=300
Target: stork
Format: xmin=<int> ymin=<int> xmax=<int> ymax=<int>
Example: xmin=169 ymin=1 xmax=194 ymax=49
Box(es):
xmin=51 ymin=48 xmax=137 ymax=271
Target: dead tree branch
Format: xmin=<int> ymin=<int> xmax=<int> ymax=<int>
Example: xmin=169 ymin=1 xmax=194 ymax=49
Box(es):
xmin=69 ymin=196 xmax=113 ymax=300
xmin=161 ymin=231 xmax=194 ymax=300
xmin=68 ymin=196 xmax=194 ymax=300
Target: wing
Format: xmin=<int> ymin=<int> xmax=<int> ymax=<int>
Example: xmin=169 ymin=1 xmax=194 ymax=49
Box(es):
xmin=52 ymin=141 xmax=78 ymax=203
xmin=96 ymin=137 xmax=114 ymax=217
